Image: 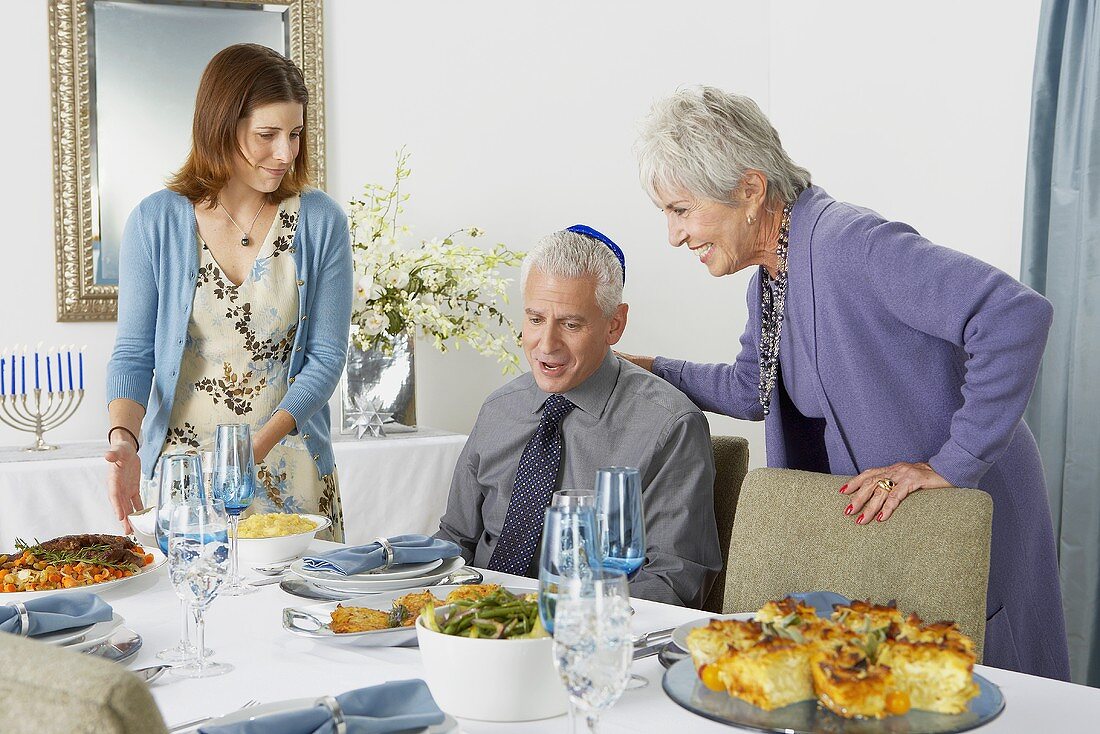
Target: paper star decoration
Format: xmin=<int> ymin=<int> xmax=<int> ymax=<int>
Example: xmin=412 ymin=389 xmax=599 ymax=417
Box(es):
xmin=347 ymin=397 xmax=393 ymax=438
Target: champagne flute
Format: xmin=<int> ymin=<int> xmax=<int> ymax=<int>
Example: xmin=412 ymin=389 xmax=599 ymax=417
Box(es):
xmin=537 ymin=500 xmax=600 ymax=636
xmin=594 ymin=468 xmax=646 ymax=579
xmin=551 ymin=568 xmax=633 ymax=733
xmin=153 ymin=451 xmax=208 ymax=662
xmin=212 ymin=423 xmax=257 ymax=595
xmin=168 ymin=498 xmax=233 ymax=678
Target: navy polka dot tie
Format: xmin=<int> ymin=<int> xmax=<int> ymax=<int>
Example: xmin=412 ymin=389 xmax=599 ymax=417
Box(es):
xmin=488 ymin=394 xmax=576 ymax=576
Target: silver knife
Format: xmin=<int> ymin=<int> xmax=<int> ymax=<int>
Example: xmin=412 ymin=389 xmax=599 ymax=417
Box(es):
xmin=632 ymin=626 xmax=676 ymax=647
xmin=632 ymin=641 xmax=669 ymax=660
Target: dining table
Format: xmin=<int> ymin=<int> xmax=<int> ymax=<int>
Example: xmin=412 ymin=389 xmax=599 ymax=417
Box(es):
xmin=95 ymin=540 xmax=1100 ymax=733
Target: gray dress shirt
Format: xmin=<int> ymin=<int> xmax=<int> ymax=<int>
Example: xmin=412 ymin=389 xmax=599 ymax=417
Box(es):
xmin=436 ymin=350 xmax=721 ymax=607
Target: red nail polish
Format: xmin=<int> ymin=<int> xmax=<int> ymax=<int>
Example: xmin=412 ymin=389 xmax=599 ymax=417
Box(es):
xmin=839 ymin=484 xmax=848 ymax=493
xmin=844 ymin=504 xmax=854 ymax=516
xmin=876 ymin=512 xmax=884 ymax=522
xmin=856 ymin=513 xmax=865 ymax=524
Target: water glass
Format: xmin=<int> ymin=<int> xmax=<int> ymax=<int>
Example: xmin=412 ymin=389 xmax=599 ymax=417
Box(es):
xmin=212 ymin=423 xmax=257 ymax=595
xmin=552 ymin=489 xmax=596 ymax=510
xmin=594 ymin=467 xmax=646 ymax=580
xmin=154 ymin=451 xmax=209 ymax=663
xmin=168 ymin=499 xmax=232 ymax=678
xmin=551 ymin=568 xmax=633 ymax=733
xmin=537 ymin=503 xmax=600 ymax=635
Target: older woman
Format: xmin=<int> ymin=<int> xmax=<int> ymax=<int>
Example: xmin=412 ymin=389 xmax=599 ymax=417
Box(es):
xmin=622 ymin=86 xmax=1069 ymax=679
xmin=104 ymin=44 xmax=351 ymax=540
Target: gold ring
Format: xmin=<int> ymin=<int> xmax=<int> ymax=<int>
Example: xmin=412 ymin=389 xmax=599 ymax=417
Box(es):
xmin=876 ymin=478 xmax=896 ymax=493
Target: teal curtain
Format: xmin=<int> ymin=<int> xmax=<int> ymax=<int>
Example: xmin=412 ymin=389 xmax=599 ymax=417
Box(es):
xmin=1021 ymin=0 xmax=1100 ymax=686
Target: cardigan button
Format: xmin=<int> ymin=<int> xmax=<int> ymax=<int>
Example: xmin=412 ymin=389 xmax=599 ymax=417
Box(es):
xmin=289 ymin=376 xmax=296 ymax=384
xmin=297 ymin=279 xmax=304 ymax=286
xmin=312 ymin=454 xmax=319 ymax=461
xmin=295 ymin=346 xmax=302 ymax=352
xmin=301 ymin=314 xmax=308 ymax=322
xmin=290 ymin=247 xmax=297 ymax=254
xmin=303 ymin=433 xmax=311 ymax=440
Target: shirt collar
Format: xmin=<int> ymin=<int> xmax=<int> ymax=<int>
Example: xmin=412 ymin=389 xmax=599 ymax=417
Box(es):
xmin=529 ymin=349 xmax=620 ymax=418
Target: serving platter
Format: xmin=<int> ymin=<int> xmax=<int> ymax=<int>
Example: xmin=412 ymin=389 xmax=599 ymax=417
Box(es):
xmin=282 ymin=584 xmax=535 ymax=647
xmin=670 ymin=612 xmax=754 ymax=651
xmin=662 ymin=658 xmax=1005 ymax=734
xmin=0 ymin=547 xmax=165 ymax=603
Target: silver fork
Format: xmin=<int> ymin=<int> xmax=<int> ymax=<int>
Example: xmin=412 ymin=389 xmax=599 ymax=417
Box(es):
xmin=167 ymin=699 xmax=260 ymax=733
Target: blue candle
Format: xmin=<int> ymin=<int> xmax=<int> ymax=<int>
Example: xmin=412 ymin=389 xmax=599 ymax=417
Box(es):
xmin=67 ymin=350 xmax=74 ymax=392
xmin=79 ymin=348 xmax=84 ymax=390
xmin=20 ymin=351 xmax=26 ymax=395
xmin=9 ymin=349 xmax=14 ymax=395
xmin=46 ymin=353 xmax=53 ymax=393
xmin=1 ymin=357 xmax=5 ymax=396
xmin=56 ymin=347 xmax=63 ymax=391
xmin=34 ymin=347 xmax=40 ymax=391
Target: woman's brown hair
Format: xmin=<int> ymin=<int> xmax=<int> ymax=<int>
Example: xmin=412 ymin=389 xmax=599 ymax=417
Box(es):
xmin=168 ymin=43 xmax=310 ymax=204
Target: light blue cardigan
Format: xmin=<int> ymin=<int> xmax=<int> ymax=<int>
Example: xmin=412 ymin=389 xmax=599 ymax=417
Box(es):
xmin=106 ymin=187 xmax=352 ymax=479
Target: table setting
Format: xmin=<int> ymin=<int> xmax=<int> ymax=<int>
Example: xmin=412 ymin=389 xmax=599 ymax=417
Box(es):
xmin=4 ymin=425 xmax=1100 ymax=732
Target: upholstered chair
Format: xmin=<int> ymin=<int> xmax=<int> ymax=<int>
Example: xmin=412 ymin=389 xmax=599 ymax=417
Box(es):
xmin=702 ymin=435 xmax=750 ymax=613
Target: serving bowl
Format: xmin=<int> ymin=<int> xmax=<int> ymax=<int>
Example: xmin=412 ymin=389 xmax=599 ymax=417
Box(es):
xmin=415 ymin=615 xmax=568 ymax=721
xmin=127 ymin=506 xmax=158 ymax=549
xmin=235 ymin=513 xmax=331 ymax=565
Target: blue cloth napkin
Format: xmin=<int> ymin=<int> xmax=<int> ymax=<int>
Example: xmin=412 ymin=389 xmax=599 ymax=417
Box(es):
xmin=301 ymin=535 xmax=461 ymax=576
xmin=0 ymin=592 xmax=113 ymax=636
xmin=789 ymin=591 xmax=852 ymax=618
xmin=199 ymin=679 xmax=445 ymax=734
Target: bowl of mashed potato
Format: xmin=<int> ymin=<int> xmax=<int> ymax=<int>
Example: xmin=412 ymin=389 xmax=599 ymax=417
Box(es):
xmin=235 ymin=512 xmax=330 ymax=564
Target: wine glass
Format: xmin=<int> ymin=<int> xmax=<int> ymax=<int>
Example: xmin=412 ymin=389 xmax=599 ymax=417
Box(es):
xmin=551 ymin=568 xmax=633 ymax=733
xmin=154 ymin=451 xmax=208 ymax=662
xmin=594 ymin=468 xmax=645 ymax=579
xmin=537 ymin=501 xmax=600 ymax=636
xmin=168 ymin=498 xmax=233 ymax=678
xmin=211 ymin=423 xmax=257 ymax=595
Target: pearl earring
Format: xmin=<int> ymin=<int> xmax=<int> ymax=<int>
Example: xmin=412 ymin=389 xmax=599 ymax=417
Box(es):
xmin=747 ymin=213 xmax=756 ymax=225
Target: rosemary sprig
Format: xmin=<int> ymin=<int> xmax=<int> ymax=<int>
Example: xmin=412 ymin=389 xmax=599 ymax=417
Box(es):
xmin=13 ymin=538 xmax=141 ymax=571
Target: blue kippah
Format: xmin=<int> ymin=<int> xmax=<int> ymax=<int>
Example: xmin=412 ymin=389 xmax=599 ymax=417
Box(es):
xmin=566 ymin=224 xmax=626 ymax=284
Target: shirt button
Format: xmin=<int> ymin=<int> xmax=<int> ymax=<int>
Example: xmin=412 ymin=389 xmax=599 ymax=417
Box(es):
xmin=297 ymin=279 xmax=305 ymax=286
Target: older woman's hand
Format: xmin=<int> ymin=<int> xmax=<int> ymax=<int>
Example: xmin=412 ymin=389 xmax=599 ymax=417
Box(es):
xmin=615 ymin=351 xmax=655 ymax=373
xmin=839 ymin=462 xmax=953 ymax=525
xmin=105 ymin=440 xmax=143 ymax=533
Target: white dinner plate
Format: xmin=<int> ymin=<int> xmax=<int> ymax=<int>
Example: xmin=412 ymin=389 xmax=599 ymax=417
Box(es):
xmin=282 ymin=584 xmax=535 ymax=647
xmin=291 ymin=557 xmax=445 ymax=584
xmin=30 ymin=621 xmax=96 ymax=646
xmin=63 ymin=612 xmax=126 ymax=651
xmin=291 ymin=556 xmax=466 ymax=594
xmin=0 ymin=547 xmax=166 ymax=603
xmin=671 ymin=612 xmax=755 ymax=652
xmin=191 ymin=697 xmax=459 ymax=733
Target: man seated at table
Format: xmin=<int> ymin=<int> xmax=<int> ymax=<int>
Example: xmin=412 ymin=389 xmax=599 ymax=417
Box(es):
xmin=435 ymin=225 xmax=721 ymax=607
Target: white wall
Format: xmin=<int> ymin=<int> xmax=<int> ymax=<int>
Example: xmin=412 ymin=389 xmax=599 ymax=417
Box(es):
xmin=1 ymin=1 xmax=1041 ymax=475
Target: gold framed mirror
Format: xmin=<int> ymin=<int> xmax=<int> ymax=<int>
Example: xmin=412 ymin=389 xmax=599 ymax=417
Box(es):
xmin=49 ymin=0 xmax=325 ymax=321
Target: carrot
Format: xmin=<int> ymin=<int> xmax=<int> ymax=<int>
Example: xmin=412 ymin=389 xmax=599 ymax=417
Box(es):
xmin=2 ymin=583 xmax=15 ymax=593
xmin=48 ymin=573 xmax=62 ymax=583
xmin=143 ymin=553 xmax=155 ymax=565
xmin=61 ymin=577 xmax=78 ymax=588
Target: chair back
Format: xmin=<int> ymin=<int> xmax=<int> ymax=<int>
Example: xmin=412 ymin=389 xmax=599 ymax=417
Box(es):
xmin=0 ymin=631 xmax=167 ymax=734
xmin=702 ymin=435 xmax=750 ymax=613
xmin=722 ymin=467 xmax=993 ymax=661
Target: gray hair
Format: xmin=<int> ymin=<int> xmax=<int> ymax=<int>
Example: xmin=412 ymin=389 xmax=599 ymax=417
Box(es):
xmin=636 ymin=86 xmax=811 ymax=208
xmin=520 ymin=230 xmax=624 ymax=317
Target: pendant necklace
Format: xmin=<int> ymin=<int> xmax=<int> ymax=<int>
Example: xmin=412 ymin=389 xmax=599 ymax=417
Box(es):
xmin=217 ymin=199 xmax=266 ymax=246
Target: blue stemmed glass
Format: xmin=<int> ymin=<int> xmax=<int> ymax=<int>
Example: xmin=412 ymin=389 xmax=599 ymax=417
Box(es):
xmin=154 ymin=451 xmax=208 ymax=662
xmin=594 ymin=467 xmax=646 ymax=580
xmin=212 ymin=423 xmax=257 ymax=595
xmin=538 ymin=496 xmax=601 ymax=636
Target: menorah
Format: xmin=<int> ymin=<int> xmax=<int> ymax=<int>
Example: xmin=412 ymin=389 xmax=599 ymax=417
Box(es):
xmin=1 ymin=345 xmax=85 ymax=451
xmin=0 ymin=389 xmax=85 ymax=451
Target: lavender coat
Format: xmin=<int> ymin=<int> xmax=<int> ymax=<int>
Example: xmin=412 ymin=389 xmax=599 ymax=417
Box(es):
xmin=654 ymin=186 xmax=1070 ymax=680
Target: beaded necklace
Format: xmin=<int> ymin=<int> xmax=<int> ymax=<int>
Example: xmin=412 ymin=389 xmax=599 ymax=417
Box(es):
xmin=757 ymin=201 xmax=794 ymax=415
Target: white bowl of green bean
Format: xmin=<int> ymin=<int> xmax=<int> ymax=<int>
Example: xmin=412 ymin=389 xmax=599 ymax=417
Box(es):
xmin=415 ymin=589 xmax=568 ymax=721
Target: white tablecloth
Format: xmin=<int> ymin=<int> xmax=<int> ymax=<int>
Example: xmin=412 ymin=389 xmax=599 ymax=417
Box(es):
xmin=87 ymin=542 xmax=1100 ymax=732
xmin=0 ymin=430 xmax=466 ymax=546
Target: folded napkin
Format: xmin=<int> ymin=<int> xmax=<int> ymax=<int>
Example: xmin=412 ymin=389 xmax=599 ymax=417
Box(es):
xmin=199 ymin=679 xmax=445 ymax=734
xmin=0 ymin=592 xmax=113 ymax=636
xmin=302 ymin=535 xmax=460 ymax=576
xmin=789 ymin=591 xmax=853 ymax=618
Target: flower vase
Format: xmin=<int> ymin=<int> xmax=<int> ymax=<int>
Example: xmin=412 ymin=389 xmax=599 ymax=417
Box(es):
xmin=341 ymin=330 xmax=417 ymax=437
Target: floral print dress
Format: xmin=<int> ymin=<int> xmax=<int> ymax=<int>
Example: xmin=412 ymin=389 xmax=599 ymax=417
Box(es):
xmin=161 ymin=194 xmax=344 ymax=541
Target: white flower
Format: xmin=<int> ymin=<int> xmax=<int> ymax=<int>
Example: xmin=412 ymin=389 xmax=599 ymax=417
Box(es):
xmin=382 ymin=267 xmax=410 ymax=290
xmin=361 ymin=311 xmax=388 ymax=336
